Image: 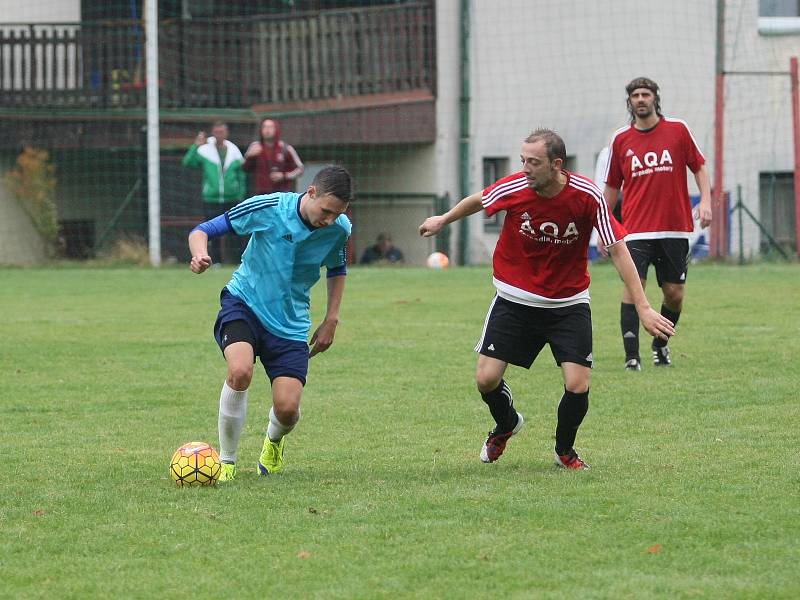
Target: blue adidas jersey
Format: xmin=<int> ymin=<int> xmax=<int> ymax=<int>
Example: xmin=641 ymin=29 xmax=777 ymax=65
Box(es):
xmin=225 ymin=192 xmax=351 ymax=342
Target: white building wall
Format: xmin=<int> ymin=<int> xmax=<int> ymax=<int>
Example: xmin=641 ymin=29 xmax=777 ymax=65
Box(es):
xmin=432 ymin=0 xmax=463 ymax=262
xmin=466 ymin=0 xmax=717 ymax=263
xmin=432 ymin=0 xmax=796 ymax=263
xmin=346 ymin=146 xmax=441 ymax=265
xmin=723 ymin=0 xmax=798 ymax=256
xmin=1 ymin=2 xmax=79 ymax=22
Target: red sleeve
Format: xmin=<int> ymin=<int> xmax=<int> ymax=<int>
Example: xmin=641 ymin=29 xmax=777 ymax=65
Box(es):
xmin=681 ymin=122 xmax=706 ymax=173
xmin=604 ymin=136 xmax=624 ymax=189
xmin=242 ymin=154 xmax=256 ymax=172
xmin=593 ymin=195 xmax=627 ymax=247
xmin=481 ymin=172 xmax=528 ymax=217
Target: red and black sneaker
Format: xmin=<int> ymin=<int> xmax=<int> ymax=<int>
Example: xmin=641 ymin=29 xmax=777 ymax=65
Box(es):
xmin=554 ymin=448 xmax=590 ymax=470
xmin=480 ymin=412 xmax=524 ymax=463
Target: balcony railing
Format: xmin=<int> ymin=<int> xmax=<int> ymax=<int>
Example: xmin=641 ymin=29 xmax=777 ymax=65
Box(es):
xmin=0 ymin=1 xmax=435 ymax=111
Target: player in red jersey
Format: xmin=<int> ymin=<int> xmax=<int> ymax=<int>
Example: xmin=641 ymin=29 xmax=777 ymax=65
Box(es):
xmin=419 ymin=129 xmax=674 ymax=470
xmin=603 ymin=77 xmax=712 ymax=371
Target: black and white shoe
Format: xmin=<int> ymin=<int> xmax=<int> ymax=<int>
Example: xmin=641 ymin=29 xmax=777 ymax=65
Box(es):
xmin=652 ymin=345 xmax=672 ymax=367
xmin=624 ymin=358 xmax=642 ymax=371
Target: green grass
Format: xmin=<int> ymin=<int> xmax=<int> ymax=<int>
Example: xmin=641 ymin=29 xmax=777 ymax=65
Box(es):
xmin=1 ymin=263 xmax=798 ymax=599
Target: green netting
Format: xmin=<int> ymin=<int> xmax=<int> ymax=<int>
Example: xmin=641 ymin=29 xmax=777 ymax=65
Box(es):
xmin=0 ymin=0 xmax=796 ymax=265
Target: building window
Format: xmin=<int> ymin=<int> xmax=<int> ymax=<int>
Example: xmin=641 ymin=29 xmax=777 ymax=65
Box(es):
xmin=758 ymin=0 xmax=800 ymax=34
xmin=760 ymin=0 xmax=800 ymax=16
xmin=483 ymin=157 xmax=509 ymax=232
xmin=759 ymin=172 xmax=796 ymax=254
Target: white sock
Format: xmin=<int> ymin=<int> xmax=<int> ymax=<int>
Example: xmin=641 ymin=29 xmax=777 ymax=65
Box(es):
xmin=267 ymin=406 xmax=297 ymax=442
xmin=218 ymin=381 xmax=248 ymax=463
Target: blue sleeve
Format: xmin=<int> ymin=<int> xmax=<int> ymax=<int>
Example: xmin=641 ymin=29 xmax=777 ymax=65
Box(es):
xmin=227 ymin=194 xmax=281 ymax=235
xmin=191 ymin=214 xmax=233 ymax=239
xmin=323 ymin=229 xmax=349 ymax=271
xmin=326 ymin=264 xmax=347 ymax=278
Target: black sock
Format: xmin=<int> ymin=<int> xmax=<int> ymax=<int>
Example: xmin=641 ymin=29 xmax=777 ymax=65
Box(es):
xmin=653 ymin=304 xmax=680 ymax=349
xmin=480 ymin=379 xmax=518 ymax=433
xmin=621 ymin=303 xmax=640 ymax=360
xmin=555 ymin=388 xmax=589 ymax=455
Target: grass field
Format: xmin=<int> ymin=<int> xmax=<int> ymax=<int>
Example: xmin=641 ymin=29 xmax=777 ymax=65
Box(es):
xmin=2 ymin=262 xmax=799 ymax=599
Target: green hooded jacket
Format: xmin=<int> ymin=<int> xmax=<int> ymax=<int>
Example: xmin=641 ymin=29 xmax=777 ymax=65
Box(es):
xmin=182 ymin=138 xmax=247 ymax=204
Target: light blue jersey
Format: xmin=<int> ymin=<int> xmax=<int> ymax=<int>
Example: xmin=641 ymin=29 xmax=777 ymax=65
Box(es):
xmin=224 ymin=192 xmax=351 ymax=342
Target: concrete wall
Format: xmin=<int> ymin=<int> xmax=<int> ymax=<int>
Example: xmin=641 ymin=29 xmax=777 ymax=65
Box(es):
xmin=432 ymin=0 xmax=463 ymax=262
xmin=0 ymin=178 xmax=47 ymax=265
xmin=298 ymin=145 xmax=442 ymax=265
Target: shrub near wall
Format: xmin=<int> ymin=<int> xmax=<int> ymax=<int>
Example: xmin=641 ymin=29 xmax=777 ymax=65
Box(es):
xmin=5 ymin=147 xmax=59 ymax=254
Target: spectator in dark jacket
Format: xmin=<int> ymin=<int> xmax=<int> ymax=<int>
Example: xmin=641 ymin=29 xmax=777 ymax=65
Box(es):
xmin=361 ymin=232 xmax=404 ymax=265
xmin=243 ymin=118 xmax=304 ymax=194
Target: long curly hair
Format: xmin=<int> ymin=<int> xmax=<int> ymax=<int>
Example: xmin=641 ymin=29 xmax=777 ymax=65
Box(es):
xmin=625 ymin=77 xmax=662 ymax=122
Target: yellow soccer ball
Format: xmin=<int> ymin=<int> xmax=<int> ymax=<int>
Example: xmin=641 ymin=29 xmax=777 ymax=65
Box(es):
xmin=169 ymin=441 xmax=221 ymax=487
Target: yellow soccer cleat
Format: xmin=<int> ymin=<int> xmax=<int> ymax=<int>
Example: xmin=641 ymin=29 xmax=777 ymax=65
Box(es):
xmin=218 ymin=462 xmax=237 ymax=483
xmin=258 ymin=437 xmax=286 ymax=475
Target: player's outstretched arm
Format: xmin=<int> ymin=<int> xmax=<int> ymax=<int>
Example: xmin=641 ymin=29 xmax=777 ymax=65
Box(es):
xmin=419 ymin=192 xmax=483 ymax=237
xmin=310 ymin=275 xmax=345 ymax=357
xmin=608 ymin=241 xmax=675 ymax=340
xmin=188 ymin=229 xmax=213 ymax=274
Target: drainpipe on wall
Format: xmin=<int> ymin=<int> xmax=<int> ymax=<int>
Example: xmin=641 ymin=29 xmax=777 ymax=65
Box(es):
xmin=711 ymin=0 xmax=726 ymax=258
xmin=458 ymin=0 xmax=471 ymax=265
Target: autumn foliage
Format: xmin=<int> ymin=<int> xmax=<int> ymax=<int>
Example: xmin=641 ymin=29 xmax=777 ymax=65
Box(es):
xmin=5 ymin=147 xmax=59 ymax=246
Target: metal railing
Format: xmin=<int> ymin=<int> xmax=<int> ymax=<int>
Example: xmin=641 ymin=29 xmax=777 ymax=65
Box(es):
xmin=0 ymin=2 xmax=435 ymax=110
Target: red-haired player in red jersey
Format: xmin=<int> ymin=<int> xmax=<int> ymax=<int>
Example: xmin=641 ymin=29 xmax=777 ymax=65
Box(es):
xmin=602 ymin=77 xmax=712 ymax=371
xmin=419 ymin=129 xmax=674 ymax=470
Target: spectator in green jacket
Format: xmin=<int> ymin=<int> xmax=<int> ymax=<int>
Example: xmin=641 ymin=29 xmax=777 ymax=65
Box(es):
xmin=182 ymin=122 xmax=247 ymax=263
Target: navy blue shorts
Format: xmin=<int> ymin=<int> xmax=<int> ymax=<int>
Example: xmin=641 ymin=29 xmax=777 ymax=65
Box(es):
xmin=213 ymin=288 xmax=309 ymax=385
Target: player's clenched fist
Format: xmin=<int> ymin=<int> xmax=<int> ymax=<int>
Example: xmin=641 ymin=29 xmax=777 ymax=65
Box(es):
xmin=419 ymin=215 xmax=446 ymax=237
xmin=190 ymin=254 xmax=212 ymax=274
xmin=245 ymin=142 xmax=263 ymax=158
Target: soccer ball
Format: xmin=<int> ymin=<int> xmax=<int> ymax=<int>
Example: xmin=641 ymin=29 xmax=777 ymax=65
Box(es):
xmin=426 ymin=251 xmax=450 ymax=269
xmin=169 ymin=441 xmax=221 ymax=487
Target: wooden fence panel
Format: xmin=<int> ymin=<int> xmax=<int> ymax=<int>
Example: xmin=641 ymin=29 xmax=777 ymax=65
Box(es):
xmin=0 ymin=2 xmax=435 ymax=110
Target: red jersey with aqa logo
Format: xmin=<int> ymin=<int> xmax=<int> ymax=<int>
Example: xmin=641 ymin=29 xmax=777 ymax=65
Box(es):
xmin=604 ymin=117 xmax=705 ymax=239
xmin=482 ymin=171 xmax=626 ymax=307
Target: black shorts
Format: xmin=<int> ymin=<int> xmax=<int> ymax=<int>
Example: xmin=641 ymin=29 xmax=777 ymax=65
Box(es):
xmin=475 ymin=296 xmax=593 ymax=368
xmin=626 ymin=238 xmax=690 ymax=286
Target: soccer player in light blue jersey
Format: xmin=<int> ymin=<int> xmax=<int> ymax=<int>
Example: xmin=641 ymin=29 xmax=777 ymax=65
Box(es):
xmin=188 ymin=165 xmax=353 ymax=481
